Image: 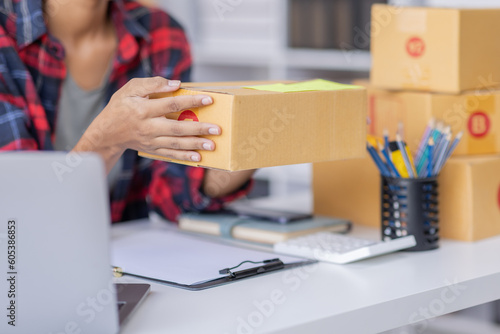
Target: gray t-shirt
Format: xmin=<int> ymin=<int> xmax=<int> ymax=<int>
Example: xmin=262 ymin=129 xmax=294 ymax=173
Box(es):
xmin=54 ymin=71 xmax=122 ymax=190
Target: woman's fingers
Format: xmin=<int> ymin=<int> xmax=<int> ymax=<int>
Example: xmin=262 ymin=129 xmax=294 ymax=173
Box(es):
xmin=123 ymin=77 xmax=181 ymax=97
xmin=145 ymin=94 xmax=214 ymax=117
xmin=152 ymin=148 xmax=202 ymax=162
xmin=149 ymin=117 xmax=221 ymax=137
xmin=150 ymin=136 xmax=215 ymax=152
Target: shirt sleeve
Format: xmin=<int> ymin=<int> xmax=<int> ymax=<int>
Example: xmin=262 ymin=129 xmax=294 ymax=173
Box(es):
xmin=0 ymin=30 xmax=40 ymax=151
xmin=148 ymin=161 xmax=253 ymax=223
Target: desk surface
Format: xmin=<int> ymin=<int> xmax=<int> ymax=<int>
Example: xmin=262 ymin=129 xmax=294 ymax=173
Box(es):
xmin=114 ymin=196 xmax=500 ymax=334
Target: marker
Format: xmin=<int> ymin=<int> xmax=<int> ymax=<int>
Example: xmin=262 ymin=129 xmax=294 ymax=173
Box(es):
xmin=383 ymin=129 xmax=389 ymax=153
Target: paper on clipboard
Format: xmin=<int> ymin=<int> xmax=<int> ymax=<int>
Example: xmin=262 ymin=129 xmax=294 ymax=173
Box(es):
xmin=110 ymin=229 xmax=311 ymax=288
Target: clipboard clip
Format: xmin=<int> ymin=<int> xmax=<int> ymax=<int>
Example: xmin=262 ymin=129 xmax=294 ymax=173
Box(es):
xmin=219 ymin=258 xmax=284 ymax=279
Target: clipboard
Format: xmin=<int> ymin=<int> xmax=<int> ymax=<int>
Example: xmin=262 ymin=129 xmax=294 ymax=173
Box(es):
xmin=110 ymin=228 xmax=316 ymax=291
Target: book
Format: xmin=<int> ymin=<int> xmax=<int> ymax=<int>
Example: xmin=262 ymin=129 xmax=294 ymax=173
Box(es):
xmin=178 ymin=213 xmax=352 ymax=245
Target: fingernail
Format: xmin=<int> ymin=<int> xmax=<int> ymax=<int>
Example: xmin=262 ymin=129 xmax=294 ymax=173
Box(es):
xmin=191 ymin=155 xmax=200 ymax=162
xmin=168 ymin=80 xmax=181 ymax=87
xmin=202 ymin=97 xmax=213 ymax=105
xmin=209 ymin=128 xmax=220 ymax=135
xmin=203 ymin=143 xmax=213 ymax=151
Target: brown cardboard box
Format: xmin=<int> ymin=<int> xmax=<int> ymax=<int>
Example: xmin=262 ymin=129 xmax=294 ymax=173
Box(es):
xmin=370 ymin=5 xmax=500 ymax=93
xmin=313 ymin=155 xmax=500 ymax=241
xmin=354 ymin=79 xmax=500 ymax=156
xmin=139 ymin=81 xmax=367 ymax=171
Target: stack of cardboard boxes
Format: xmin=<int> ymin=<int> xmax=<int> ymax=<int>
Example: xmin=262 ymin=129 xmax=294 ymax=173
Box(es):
xmin=313 ymin=4 xmax=500 ymax=241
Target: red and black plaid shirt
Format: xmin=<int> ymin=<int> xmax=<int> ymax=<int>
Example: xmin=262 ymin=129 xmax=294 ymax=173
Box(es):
xmin=0 ymin=0 xmax=250 ymax=222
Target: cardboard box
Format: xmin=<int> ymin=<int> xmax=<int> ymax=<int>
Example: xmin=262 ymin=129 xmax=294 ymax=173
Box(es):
xmin=313 ymin=154 xmax=500 ymax=241
xmin=354 ymin=79 xmax=500 ymax=156
xmin=370 ymin=4 xmax=500 ymax=93
xmin=140 ymin=80 xmax=367 ymax=171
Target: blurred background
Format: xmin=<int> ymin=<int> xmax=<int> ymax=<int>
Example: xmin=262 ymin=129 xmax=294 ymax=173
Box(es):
xmin=136 ymin=1 xmax=500 ymax=333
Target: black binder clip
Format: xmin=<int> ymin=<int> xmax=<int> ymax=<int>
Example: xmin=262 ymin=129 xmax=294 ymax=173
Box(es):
xmin=219 ymin=258 xmax=284 ymax=279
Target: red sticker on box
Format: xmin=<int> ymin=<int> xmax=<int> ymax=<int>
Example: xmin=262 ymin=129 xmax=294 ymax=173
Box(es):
xmin=406 ymin=37 xmax=425 ymax=58
xmin=178 ymin=110 xmax=199 ymax=122
xmin=467 ymin=111 xmax=490 ymax=138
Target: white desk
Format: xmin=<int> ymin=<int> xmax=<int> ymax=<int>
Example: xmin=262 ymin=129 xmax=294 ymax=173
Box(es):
xmin=113 ymin=215 xmax=500 ymax=334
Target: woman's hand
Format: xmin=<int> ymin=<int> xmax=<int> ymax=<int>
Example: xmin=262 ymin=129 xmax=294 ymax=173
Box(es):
xmin=73 ymin=77 xmax=220 ymax=172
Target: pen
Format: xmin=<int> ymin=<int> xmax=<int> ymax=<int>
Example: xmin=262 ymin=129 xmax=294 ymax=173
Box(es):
xmin=383 ymin=128 xmax=389 ymax=152
xmin=378 ymin=142 xmax=400 ymax=178
xmin=396 ymin=134 xmax=416 ymax=178
xmin=427 ymin=137 xmax=434 ymax=178
xmin=415 ymin=118 xmax=435 ymax=165
xmin=443 ymin=131 xmax=463 ymax=162
xmin=367 ymin=142 xmax=391 ymax=176
xmin=397 ymin=122 xmax=405 ymax=141
xmin=433 ymin=133 xmax=451 ymax=175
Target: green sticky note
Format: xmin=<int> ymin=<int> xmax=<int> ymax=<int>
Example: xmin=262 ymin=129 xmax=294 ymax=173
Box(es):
xmin=244 ymin=79 xmax=362 ymax=93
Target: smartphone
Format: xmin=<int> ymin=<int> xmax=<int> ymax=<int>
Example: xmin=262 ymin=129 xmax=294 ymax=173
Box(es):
xmin=229 ymin=206 xmax=313 ymax=224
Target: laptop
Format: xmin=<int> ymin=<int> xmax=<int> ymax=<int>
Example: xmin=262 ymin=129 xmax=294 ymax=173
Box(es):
xmin=0 ymin=152 xmax=149 ymax=333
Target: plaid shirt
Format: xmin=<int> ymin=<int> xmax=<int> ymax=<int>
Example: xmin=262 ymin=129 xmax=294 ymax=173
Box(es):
xmin=0 ymin=0 xmax=250 ymax=222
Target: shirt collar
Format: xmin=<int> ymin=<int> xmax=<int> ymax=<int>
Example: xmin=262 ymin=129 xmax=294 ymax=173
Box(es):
xmin=12 ymin=0 xmax=150 ymax=49
xmin=13 ymin=0 xmax=46 ymax=48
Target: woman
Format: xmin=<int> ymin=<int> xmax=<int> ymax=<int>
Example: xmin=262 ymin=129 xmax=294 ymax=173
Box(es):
xmin=0 ymin=0 xmax=253 ymax=222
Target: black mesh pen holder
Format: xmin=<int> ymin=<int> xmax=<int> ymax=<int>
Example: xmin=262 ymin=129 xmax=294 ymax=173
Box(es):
xmin=381 ymin=176 xmax=439 ymax=251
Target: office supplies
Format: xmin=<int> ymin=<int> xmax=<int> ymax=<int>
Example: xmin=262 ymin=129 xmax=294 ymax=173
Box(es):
xmin=396 ymin=134 xmax=416 ymax=178
xmin=388 ymin=142 xmax=410 ymax=178
xmin=367 ymin=142 xmax=390 ymax=176
xmin=381 ymin=177 xmax=439 ymax=251
xmin=274 ymin=232 xmax=416 ymax=264
xmin=178 ymin=212 xmax=351 ymax=244
xmin=0 ymin=152 xmax=149 ymax=334
xmin=416 ymin=137 xmax=432 ymax=177
xmin=426 ymin=138 xmax=434 ymax=178
xmin=397 ymin=121 xmax=405 ymax=141
xmin=111 ymin=229 xmax=315 ymax=291
xmin=383 ymin=128 xmax=390 ymax=152
xmin=433 ymin=133 xmax=452 ymax=175
xmin=414 ymin=118 xmax=435 ymax=164
xmin=370 ymin=121 xmax=462 ymax=179
xmin=378 ymin=142 xmax=400 ymax=178
xmin=444 ymin=131 xmax=463 ymax=162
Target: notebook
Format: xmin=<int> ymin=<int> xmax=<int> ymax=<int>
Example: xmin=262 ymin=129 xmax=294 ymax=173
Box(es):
xmin=179 ymin=212 xmax=351 ymax=244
